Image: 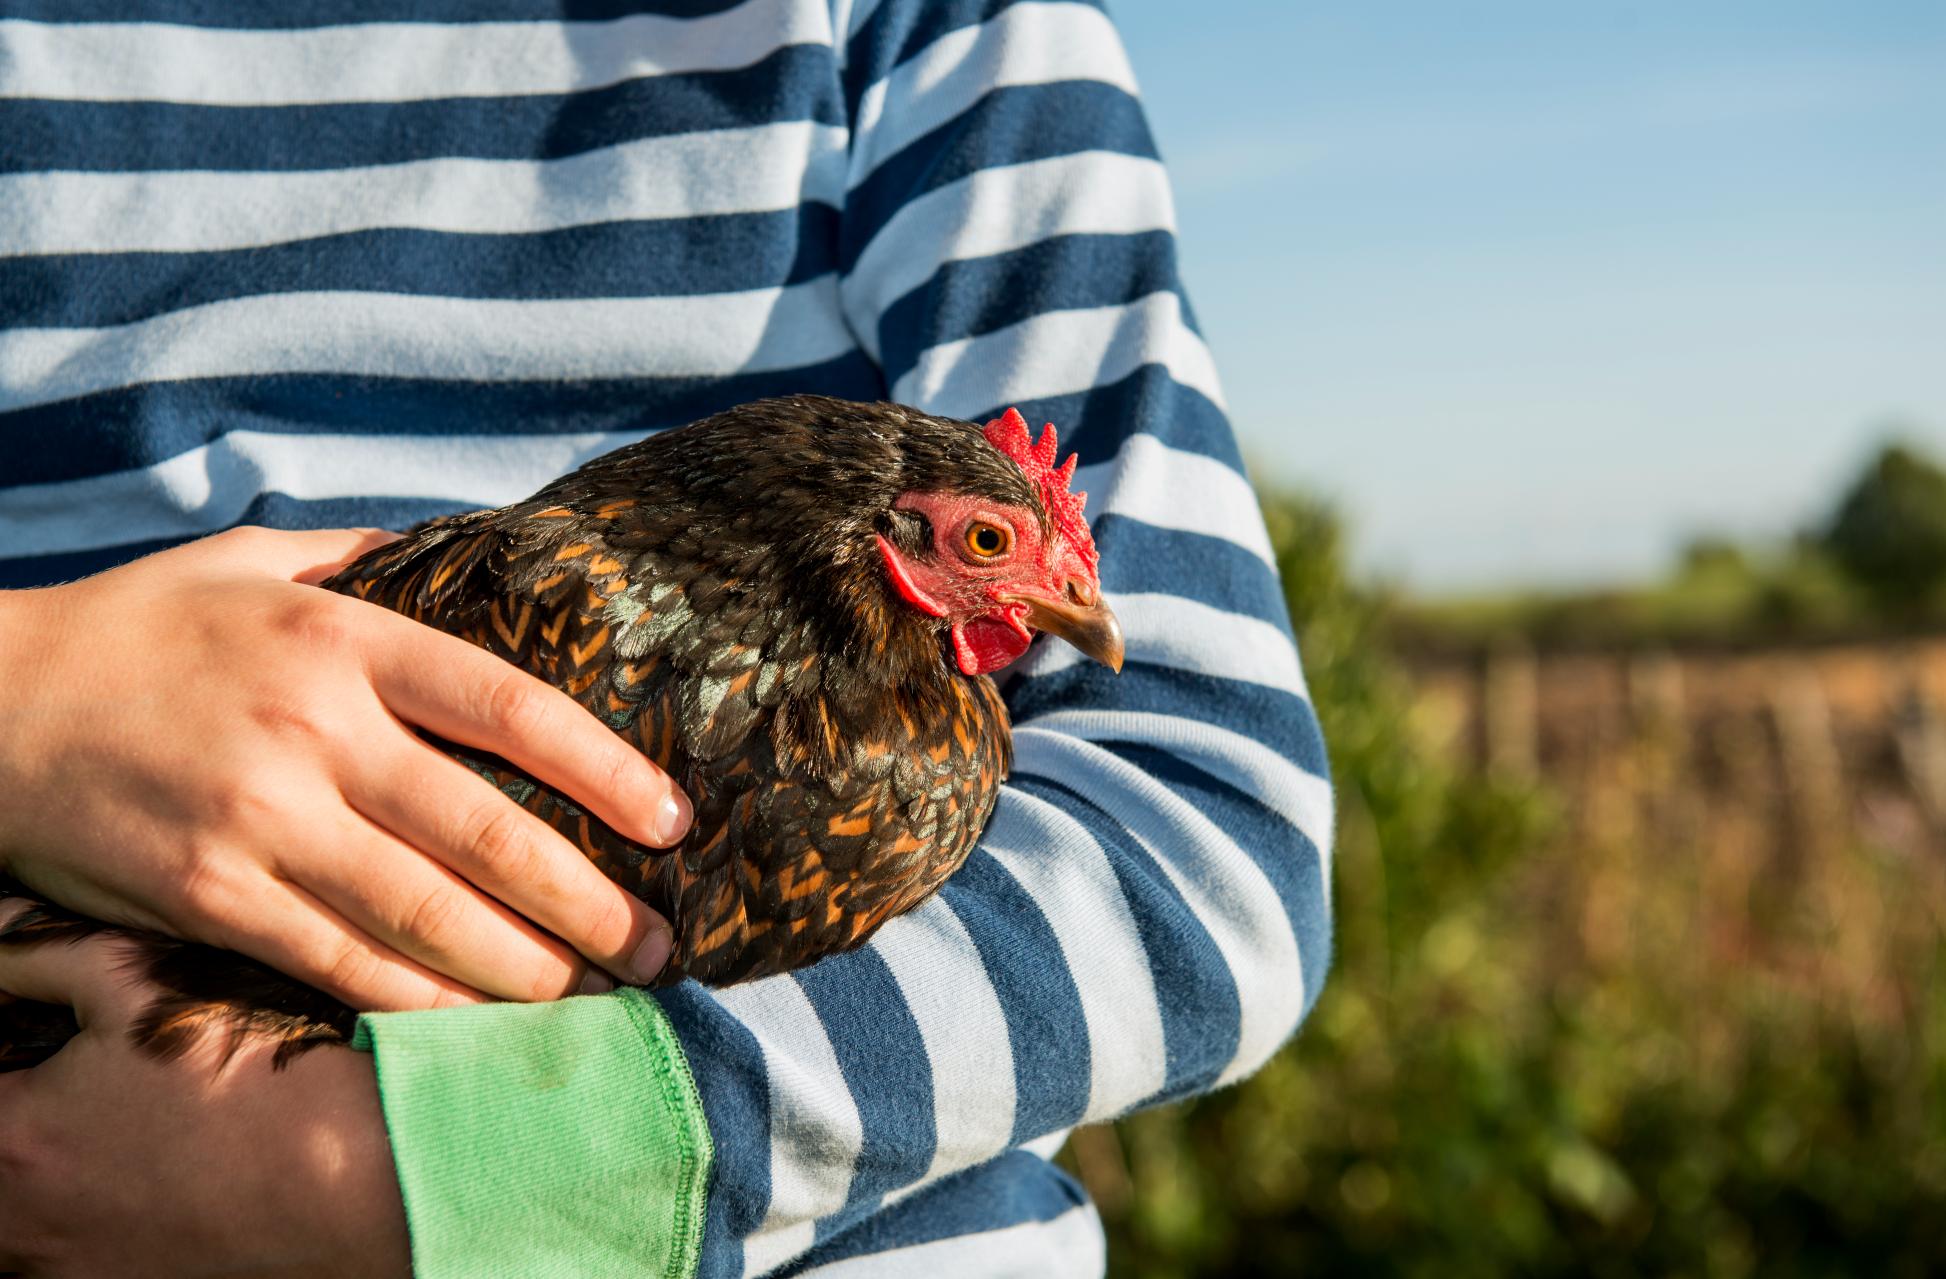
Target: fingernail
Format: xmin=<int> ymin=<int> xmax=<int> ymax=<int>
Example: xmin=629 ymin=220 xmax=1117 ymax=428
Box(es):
xmin=577 ymin=970 xmax=615 ymax=996
xmin=652 ymin=789 xmax=692 ymax=846
xmin=627 ymin=922 xmax=674 ymax=985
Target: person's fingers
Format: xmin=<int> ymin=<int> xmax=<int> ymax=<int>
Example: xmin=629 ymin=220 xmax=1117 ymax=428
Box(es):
xmin=348 ymin=742 xmax=672 ymax=987
xmin=0 ymin=903 xmax=145 ymax=1027
xmin=193 ymin=524 xmax=403 ymax=584
xmin=288 ymin=527 xmax=403 ymax=586
xmin=294 ymin=807 xmax=608 ymax=1003
xmin=212 ymin=881 xmax=491 ymax=1014
xmin=365 ymin=617 xmax=693 ymax=852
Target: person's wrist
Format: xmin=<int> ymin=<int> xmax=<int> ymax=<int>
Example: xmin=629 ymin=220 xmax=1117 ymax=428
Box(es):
xmin=284 ymin=1048 xmax=412 ymax=1274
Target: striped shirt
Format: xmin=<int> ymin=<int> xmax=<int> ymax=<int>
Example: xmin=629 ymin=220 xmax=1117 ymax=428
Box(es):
xmin=0 ymin=2 xmax=1334 ymax=1274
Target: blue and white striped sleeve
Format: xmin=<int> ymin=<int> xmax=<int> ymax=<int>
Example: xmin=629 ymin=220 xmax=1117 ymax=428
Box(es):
xmin=653 ymin=2 xmax=1335 ymax=1274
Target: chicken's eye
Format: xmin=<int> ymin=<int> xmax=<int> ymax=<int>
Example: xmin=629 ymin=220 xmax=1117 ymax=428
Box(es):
xmin=964 ymin=521 xmax=1011 ymax=559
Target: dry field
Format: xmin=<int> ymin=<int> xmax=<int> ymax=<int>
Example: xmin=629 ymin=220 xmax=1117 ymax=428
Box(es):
xmin=1412 ymin=637 xmax=1946 ymax=1078
xmin=1078 ymin=632 xmax=1946 ymax=1276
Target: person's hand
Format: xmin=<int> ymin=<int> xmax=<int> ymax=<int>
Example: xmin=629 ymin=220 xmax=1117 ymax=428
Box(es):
xmin=0 ymin=903 xmax=411 ymax=1278
xmin=0 ymin=526 xmax=687 ymax=1009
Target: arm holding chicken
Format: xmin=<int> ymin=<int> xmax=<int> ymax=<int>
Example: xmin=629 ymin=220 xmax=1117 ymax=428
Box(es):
xmin=0 ymin=525 xmax=703 ymax=1274
xmin=0 ymin=398 xmax=1127 ymax=1278
xmin=0 ymin=526 xmax=687 ymax=1014
xmin=1 ymin=398 xmax=1119 ymax=1066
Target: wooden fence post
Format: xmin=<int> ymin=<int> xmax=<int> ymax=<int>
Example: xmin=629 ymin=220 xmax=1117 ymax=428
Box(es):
xmin=1769 ymin=663 xmax=1846 ymax=856
xmin=1893 ymin=683 xmax=1946 ymax=835
xmin=1483 ymin=639 xmax=1539 ymax=780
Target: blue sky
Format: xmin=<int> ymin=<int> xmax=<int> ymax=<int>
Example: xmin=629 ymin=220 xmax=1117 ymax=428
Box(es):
xmin=1113 ymin=2 xmax=1946 ymax=591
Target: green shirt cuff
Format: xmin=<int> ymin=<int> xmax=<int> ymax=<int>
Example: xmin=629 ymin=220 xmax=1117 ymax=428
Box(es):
xmin=352 ymin=989 xmax=710 ymax=1279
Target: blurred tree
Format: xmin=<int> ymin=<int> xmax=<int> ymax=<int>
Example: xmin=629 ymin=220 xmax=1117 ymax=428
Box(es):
xmin=1678 ymin=536 xmax=1750 ymax=580
xmin=1822 ymin=441 xmax=1946 ymax=613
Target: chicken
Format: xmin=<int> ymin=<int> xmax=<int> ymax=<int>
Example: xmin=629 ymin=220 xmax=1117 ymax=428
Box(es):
xmin=0 ymin=396 xmax=1122 ymax=1068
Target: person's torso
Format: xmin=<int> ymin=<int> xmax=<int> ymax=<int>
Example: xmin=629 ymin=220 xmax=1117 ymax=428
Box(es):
xmin=0 ymin=1 xmax=884 ymax=586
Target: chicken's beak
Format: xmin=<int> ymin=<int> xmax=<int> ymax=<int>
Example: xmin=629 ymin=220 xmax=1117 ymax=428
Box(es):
xmin=1002 ymin=589 xmax=1125 ymax=673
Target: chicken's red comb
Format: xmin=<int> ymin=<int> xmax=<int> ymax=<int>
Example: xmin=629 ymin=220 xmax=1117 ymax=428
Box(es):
xmin=983 ymin=408 xmax=1097 ymax=574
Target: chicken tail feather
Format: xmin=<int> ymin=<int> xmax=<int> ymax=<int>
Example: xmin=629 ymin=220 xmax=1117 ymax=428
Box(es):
xmin=0 ymin=882 xmax=353 ymax=1073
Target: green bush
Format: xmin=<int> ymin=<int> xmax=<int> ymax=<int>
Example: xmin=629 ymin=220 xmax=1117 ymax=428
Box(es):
xmin=1069 ymin=487 xmax=1946 ymax=1277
